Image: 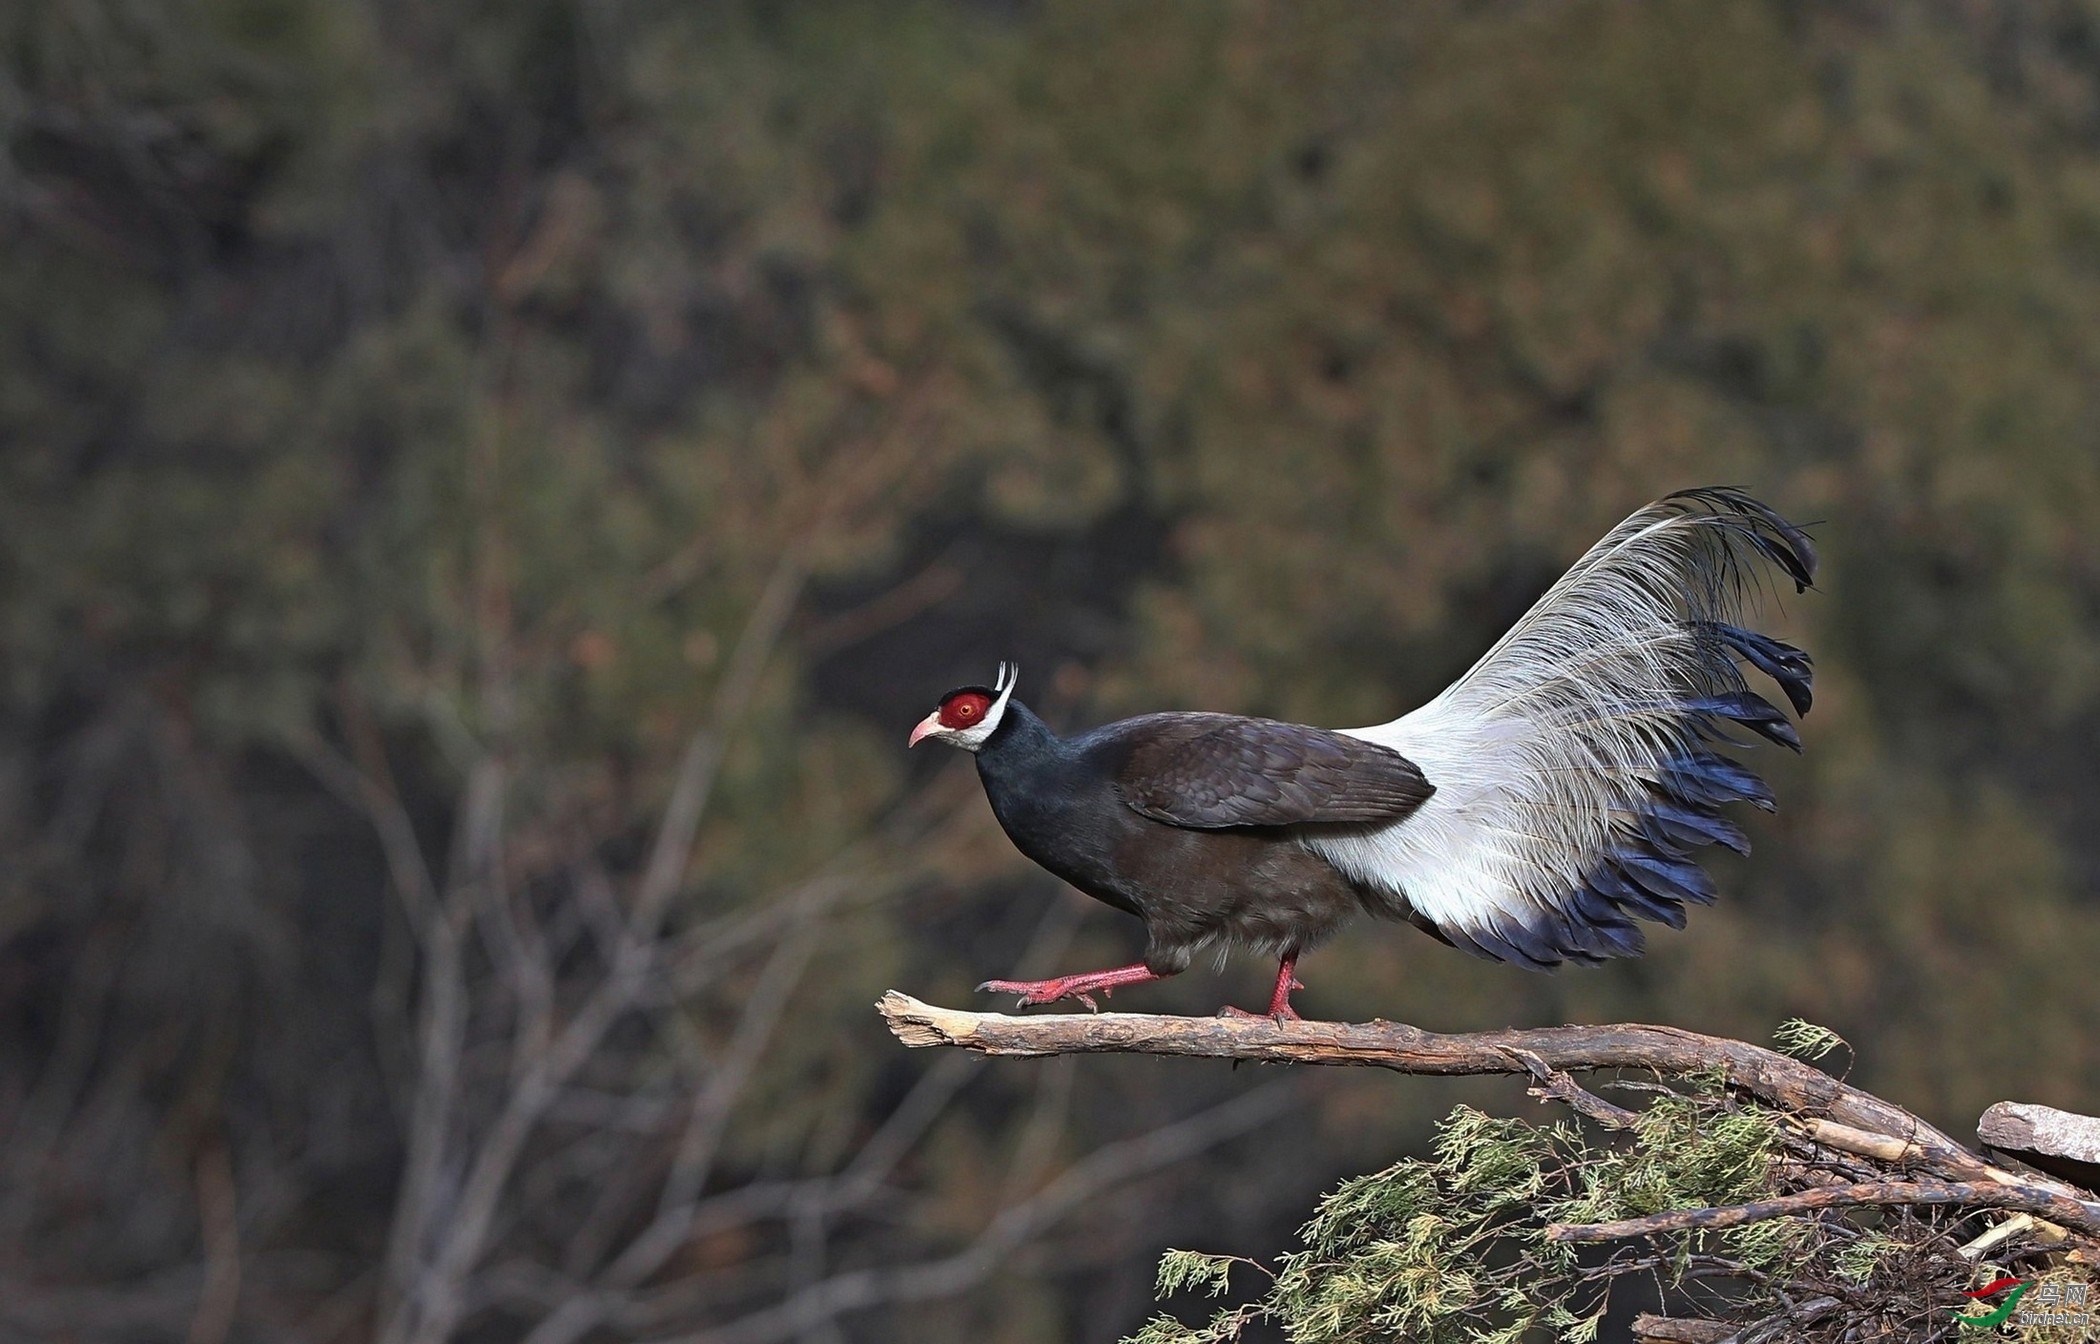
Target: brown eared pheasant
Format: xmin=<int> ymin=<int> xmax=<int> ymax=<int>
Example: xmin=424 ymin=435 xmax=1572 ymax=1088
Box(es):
xmin=908 ymin=488 xmax=1816 ymax=1020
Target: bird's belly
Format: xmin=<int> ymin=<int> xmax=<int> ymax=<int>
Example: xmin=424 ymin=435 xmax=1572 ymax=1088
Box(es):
xmin=1112 ymin=827 xmax=1368 ymax=961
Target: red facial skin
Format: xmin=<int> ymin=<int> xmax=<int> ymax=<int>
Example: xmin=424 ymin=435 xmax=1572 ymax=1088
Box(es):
xmin=908 ymin=690 xmax=995 ymax=747
xmin=938 ymin=691 xmax=992 ymax=729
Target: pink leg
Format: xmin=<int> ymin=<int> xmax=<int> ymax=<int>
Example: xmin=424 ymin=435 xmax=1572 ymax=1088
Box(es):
xmin=977 ymin=962 xmax=1167 ymax=1011
xmin=1219 ymin=955 xmax=1305 ymax=1022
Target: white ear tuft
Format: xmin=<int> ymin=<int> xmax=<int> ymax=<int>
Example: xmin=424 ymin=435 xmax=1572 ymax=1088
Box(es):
xmin=975 ymin=661 xmax=1017 ymax=741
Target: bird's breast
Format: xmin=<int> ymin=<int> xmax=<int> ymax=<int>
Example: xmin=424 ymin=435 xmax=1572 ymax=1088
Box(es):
xmin=976 ymin=760 xmax=1143 ymax=912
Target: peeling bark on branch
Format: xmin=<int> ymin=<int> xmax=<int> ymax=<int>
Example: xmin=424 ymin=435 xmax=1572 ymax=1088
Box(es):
xmin=880 ymin=993 xmax=1950 ymax=1145
xmin=1980 ymin=1100 xmax=2100 ymax=1193
xmin=876 ymin=992 xmax=2100 ymax=1246
xmin=1630 ymin=1315 xmax=1736 ymax=1343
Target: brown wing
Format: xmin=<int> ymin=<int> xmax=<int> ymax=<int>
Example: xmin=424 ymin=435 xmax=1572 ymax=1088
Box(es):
xmin=1111 ymin=713 xmax=1434 ymax=830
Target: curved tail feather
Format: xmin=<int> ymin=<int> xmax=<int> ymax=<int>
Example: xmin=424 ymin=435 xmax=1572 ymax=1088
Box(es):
xmin=1308 ymin=488 xmax=1815 ymax=969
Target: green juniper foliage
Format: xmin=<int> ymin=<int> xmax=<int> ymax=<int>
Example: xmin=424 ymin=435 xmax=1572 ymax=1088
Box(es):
xmin=1126 ymin=1050 xmax=2034 ymax=1344
xmin=1126 ymin=1080 xmax=1780 ymax=1344
xmin=1772 ymin=1018 xmax=1849 ymax=1063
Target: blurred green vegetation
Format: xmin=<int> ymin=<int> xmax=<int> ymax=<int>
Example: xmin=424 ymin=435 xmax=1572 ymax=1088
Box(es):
xmin=5 ymin=0 xmax=2100 ymax=1339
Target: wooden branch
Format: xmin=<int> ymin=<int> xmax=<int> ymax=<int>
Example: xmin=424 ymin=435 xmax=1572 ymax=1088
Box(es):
xmin=1981 ymin=1101 xmax=2100 ymax=1161
xmin=1630 ymin=1315 xmax=1735 ymax=1343
xmin=1791 ymin=1116 xmax=1925 ymax=1165
xmin=1958 ymin=1212 xmax=2068 ymax=1260
xmin=1547 ymin=1178 xmax=2100 ymax=1242
xmin=876 ymin=993 xmax=2100 ymax=1243
xmin=1527 ymin=1068 xmax=1639 ymax=1130
xmin=1980 ymin=1100 xmax=2100 ymax=1193
xmin=878 ymin=993 xmax=1959 ymax=1152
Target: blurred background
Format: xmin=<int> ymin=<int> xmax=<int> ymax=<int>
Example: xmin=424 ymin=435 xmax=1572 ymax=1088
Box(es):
xmin=5 ymin=1 xmax=2100 ymax=1340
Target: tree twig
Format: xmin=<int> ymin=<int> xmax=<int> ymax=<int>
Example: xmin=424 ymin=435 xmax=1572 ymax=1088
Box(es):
xmin=1546 ymin=1178 xmax=2100 ymax=1242
xmin=651 ymin=1081 xmax=1300 ymax=1344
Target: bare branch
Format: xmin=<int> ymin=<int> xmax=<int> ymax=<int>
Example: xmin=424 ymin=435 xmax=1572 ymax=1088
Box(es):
xmin=1979 ymin=1100 xmax=2100 ymax=1192
xmin=1630 ymin=1315 xmax=1736 ymax=1343
xmin=183 ymin=1141 xmax=241 ymax=1344
xmin=879 ymin=993 xmax=1963 ymax=1138
xmin=1788 ymin=1116 xmax=1925 ymax=1165
xmin=295 ymin=718 xmax=439 ymax=926
xmin=1500 ymin=1046 xmax=1639 ymax=1129
xmin=876 ymin=994 xmax=2100 ymax=1242
xmin=1546 ymin=1178 xmax=2100 ymax=1242
xmin=656 ymin=1081 xmax=1302 ymax=1344
xmin=376 ymin=878 xmax=469 ymax=1340
xmin=632 ymin=545 xmax=807 ymax=936
xmin=603 ymin=892 xmax=835 ymax=1288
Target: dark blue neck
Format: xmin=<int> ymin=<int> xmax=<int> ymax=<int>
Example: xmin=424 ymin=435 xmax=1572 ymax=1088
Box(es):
xmin=970 ymin=698 xmax=1091 ymax=867
xmin=973 ymin=699 xmax=1066 ymax=784
xmin=965 ymin=697 xmax=1083 ymax=814
xmin=964 ymin=698 xmax=1142 ymax=917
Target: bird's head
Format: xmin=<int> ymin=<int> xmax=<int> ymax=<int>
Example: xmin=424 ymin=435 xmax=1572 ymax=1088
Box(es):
xmin=908 ymin=662 xmax=1019 ymax=753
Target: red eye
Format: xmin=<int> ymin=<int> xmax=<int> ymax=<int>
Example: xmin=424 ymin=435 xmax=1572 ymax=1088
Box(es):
xmin=937 ymin=691 xmax=993 ymax=729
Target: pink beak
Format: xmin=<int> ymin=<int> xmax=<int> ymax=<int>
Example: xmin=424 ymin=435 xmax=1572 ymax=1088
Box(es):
xmin=907 ymin=711 xmax=943 ymax=748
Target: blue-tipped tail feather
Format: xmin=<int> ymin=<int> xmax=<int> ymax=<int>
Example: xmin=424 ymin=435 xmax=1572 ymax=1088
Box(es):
xmin=1315 ymin=488 xmax=1815 ymax=969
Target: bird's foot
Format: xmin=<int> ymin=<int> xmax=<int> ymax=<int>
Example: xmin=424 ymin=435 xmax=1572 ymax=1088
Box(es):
xmin=976 ymin=963 xmax=1164 ymax=1011
xmin=1219 ymin=957 xmax=1306 ymax=1022
xmin=975 ymin=975 xmax=1098 ymax=1010
xmin=1217 ymin=1002 xmax=1304 ymax=1024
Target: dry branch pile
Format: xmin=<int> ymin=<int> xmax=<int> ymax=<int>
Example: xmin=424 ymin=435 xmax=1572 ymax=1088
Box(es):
xmin=880 ymin=993 xmax=2099 ymax=1342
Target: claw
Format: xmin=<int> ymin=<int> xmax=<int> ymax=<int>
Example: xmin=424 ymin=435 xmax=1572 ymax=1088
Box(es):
xmin=979 ymin=978 xmax=1057 ymax=1007
xmin=972 ymin=963 xmax=1166 ymax=1010
xmin=1216 ymin=1003 xmax=1303 ymax=1023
